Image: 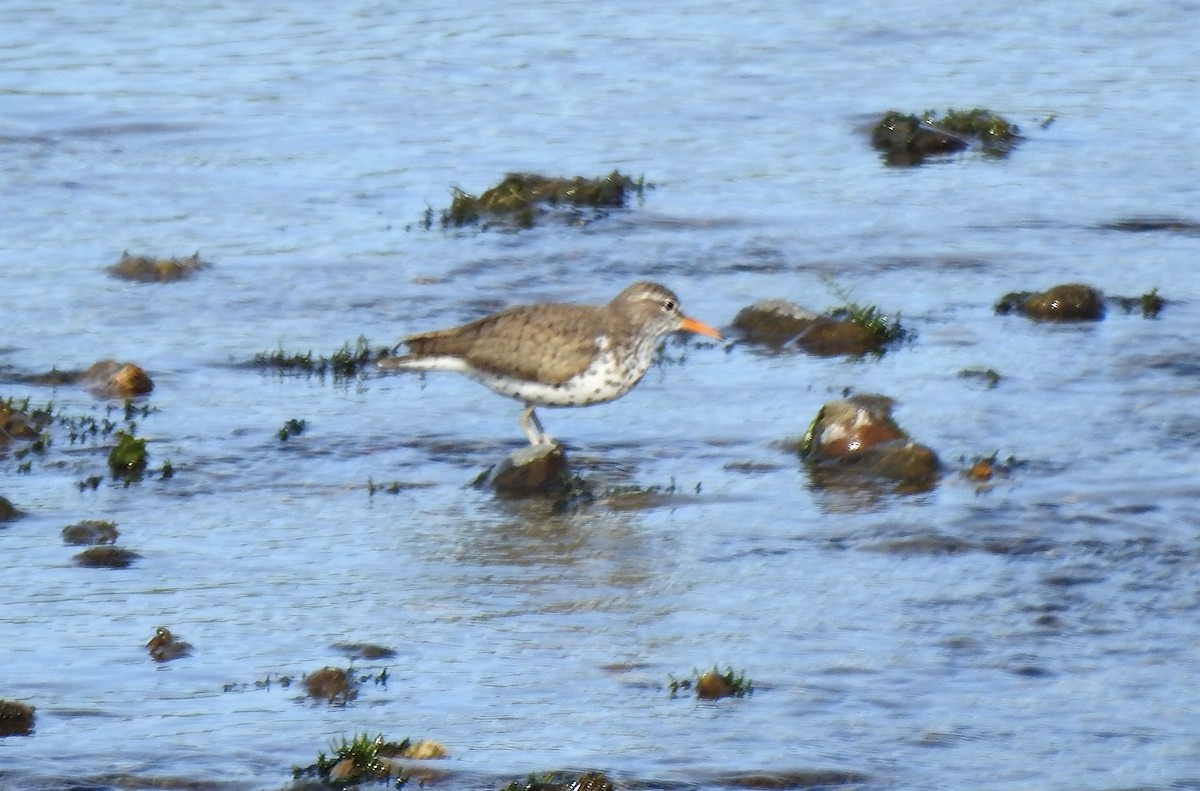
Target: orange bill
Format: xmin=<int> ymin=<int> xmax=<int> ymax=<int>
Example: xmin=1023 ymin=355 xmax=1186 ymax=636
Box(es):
xmin=680 ymin=315 xmax=725 ymax=341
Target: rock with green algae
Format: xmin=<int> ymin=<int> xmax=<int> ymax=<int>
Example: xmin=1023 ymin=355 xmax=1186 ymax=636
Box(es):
xmin=995 ymin=283 xmax=1105 ymax=321
xmin=303 ymin=666 xmax=357 ymax=704
xmin=61 ymin=519 xmax=119 ymax=545
xmin=871 ymin=107 xmax=1021 ymax=166
xmin=732 ymin=298 xmax=908 ymax=356
xmin=73 ymin=545 xmax=141 ymax=569
xmin=442 ymin=170 xmax=646 ymax=229
xmin=107 ymin=251 xmax=210 ymax=282
xmin=0 ymin=699 xmax=35 ymax=737
xmin=107 ymin=430 xmax=148 ymax=476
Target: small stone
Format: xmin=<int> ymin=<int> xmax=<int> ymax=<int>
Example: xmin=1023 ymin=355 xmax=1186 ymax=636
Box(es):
xmin=147 ymin=626 xmax=192 ymax=662
xmin=695 ymin=671 xmax=735 ymax=700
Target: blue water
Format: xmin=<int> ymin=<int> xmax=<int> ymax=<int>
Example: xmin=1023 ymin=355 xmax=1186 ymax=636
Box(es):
xmin=2 ymin=2 xmax=1199 ymax=790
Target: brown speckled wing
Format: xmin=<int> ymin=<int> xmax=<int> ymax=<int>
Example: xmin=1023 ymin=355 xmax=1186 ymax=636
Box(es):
xmin=405 ymin=304 xmax=603 ymax=385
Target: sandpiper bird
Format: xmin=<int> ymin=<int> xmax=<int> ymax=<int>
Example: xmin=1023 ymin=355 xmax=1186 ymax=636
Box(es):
xmin=380 ymin=281 xmax=723 ymax=445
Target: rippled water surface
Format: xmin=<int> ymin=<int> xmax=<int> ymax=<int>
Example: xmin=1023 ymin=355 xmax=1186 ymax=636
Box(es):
xmin=3 ymin=2 xmax=1200 ymax=790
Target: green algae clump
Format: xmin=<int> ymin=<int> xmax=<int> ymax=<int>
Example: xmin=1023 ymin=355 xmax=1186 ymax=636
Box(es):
xmin=107 ymin=251 xmax=211 ymax=283
xmin=108 ymin=430 xmax=147 ymax=476
xmin=442 ymin=170 xmax=646 ymax=229
xmin=872 ymin=107 xmax=1021 ymax=165
xmin=293 ymin=732 xmax=448 ymax=786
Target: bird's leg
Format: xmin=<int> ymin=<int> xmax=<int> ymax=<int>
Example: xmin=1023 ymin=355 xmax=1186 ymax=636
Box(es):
xmin=519 ymin=404 xmax=553 ymax=446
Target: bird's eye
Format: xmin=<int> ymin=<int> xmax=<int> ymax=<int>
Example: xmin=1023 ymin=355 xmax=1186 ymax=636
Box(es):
xmin=661 ymin=299 xmax=678 ymax=313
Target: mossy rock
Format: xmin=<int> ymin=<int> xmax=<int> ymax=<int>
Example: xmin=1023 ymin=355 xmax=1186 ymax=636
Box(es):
xmin=303 ymin=666 xmax=357 ymax=703
xmin=872 ymin=107 xmax=1020 ymax=165
xmin=108 ymin=431 xmax=148 ymax=476
xmin=996 ymin=283 xmax=1105 ymax=321
xmin=107 ymin=251 xmax=210 ymax=282
xmin=73 ymin=546 xmax=140 ymax=568
xmin=62 ymin=519 xmax=119 ymax=545
xmin=442 ymin=170 xmax=646 ymax=228
xmin=0 ymin=699 xmax=35 ymax=737
xmin=732 ymin=298 xmax=908 ymax=356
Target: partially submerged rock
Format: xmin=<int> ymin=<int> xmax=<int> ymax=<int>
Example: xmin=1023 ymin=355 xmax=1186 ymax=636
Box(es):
xmin=147 ymin=626 xmax=192 ymax=662
xmin=800 ymin=394 xmax=940 ymax=489
xmin=0 ymin=495 xmax=22 ymax=522
xmin=478 ymin=443 xmax=573 ymax=497
xmin=303 ymin=666 xmax=356 ymax=703
xmin=73 ymin=545 xmax=140 ymax=569
xmin=295 ymin=733 xmax=449 ymax=787
xmin=107 ymin=251 xmax=210 ymax=282
xmin=714 ymin=770 xmax=872 ymax=789
xmin=871 ymin=107 xmax=1021 ymax=166
xmin=995 ymin=283 xmax=1105 ymax=321
xmin=0 ymin=699 xmax=35 ymax=737
xmin=1 ymin=398 xmax=50 ymax=444
xmin=17 ymin=359 xmax=153 ymax=397
xmin=997 ymin=283 xmax=1167 ymax=321
xmin=386 ymin=739 xmax=449 ymax=760
xmin=441 ymin=170 xmax=646 ymax=229
xmin=669 ymin=665 xmax=754 ymax=700
xmin=79 ymin=360 xmax=154 ymax=398
xmin=505 ymin=771 xmax=614 ymax=791
xmin=62 ymin=519 xmax=119 ymax=545
xmin=332 ymin=642 xmax=397 ymax=660
xmin=1099 ymin=216 xmax=1200 ymax=235
xmin=732 ymin=298 xmax=907 ymax=356
xmin=731 ymin=300 xmax=822 ymax=344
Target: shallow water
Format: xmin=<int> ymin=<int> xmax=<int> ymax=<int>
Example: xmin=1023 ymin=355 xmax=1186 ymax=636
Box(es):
xmin=3 ymin=2 xmax=1200 ymax=790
